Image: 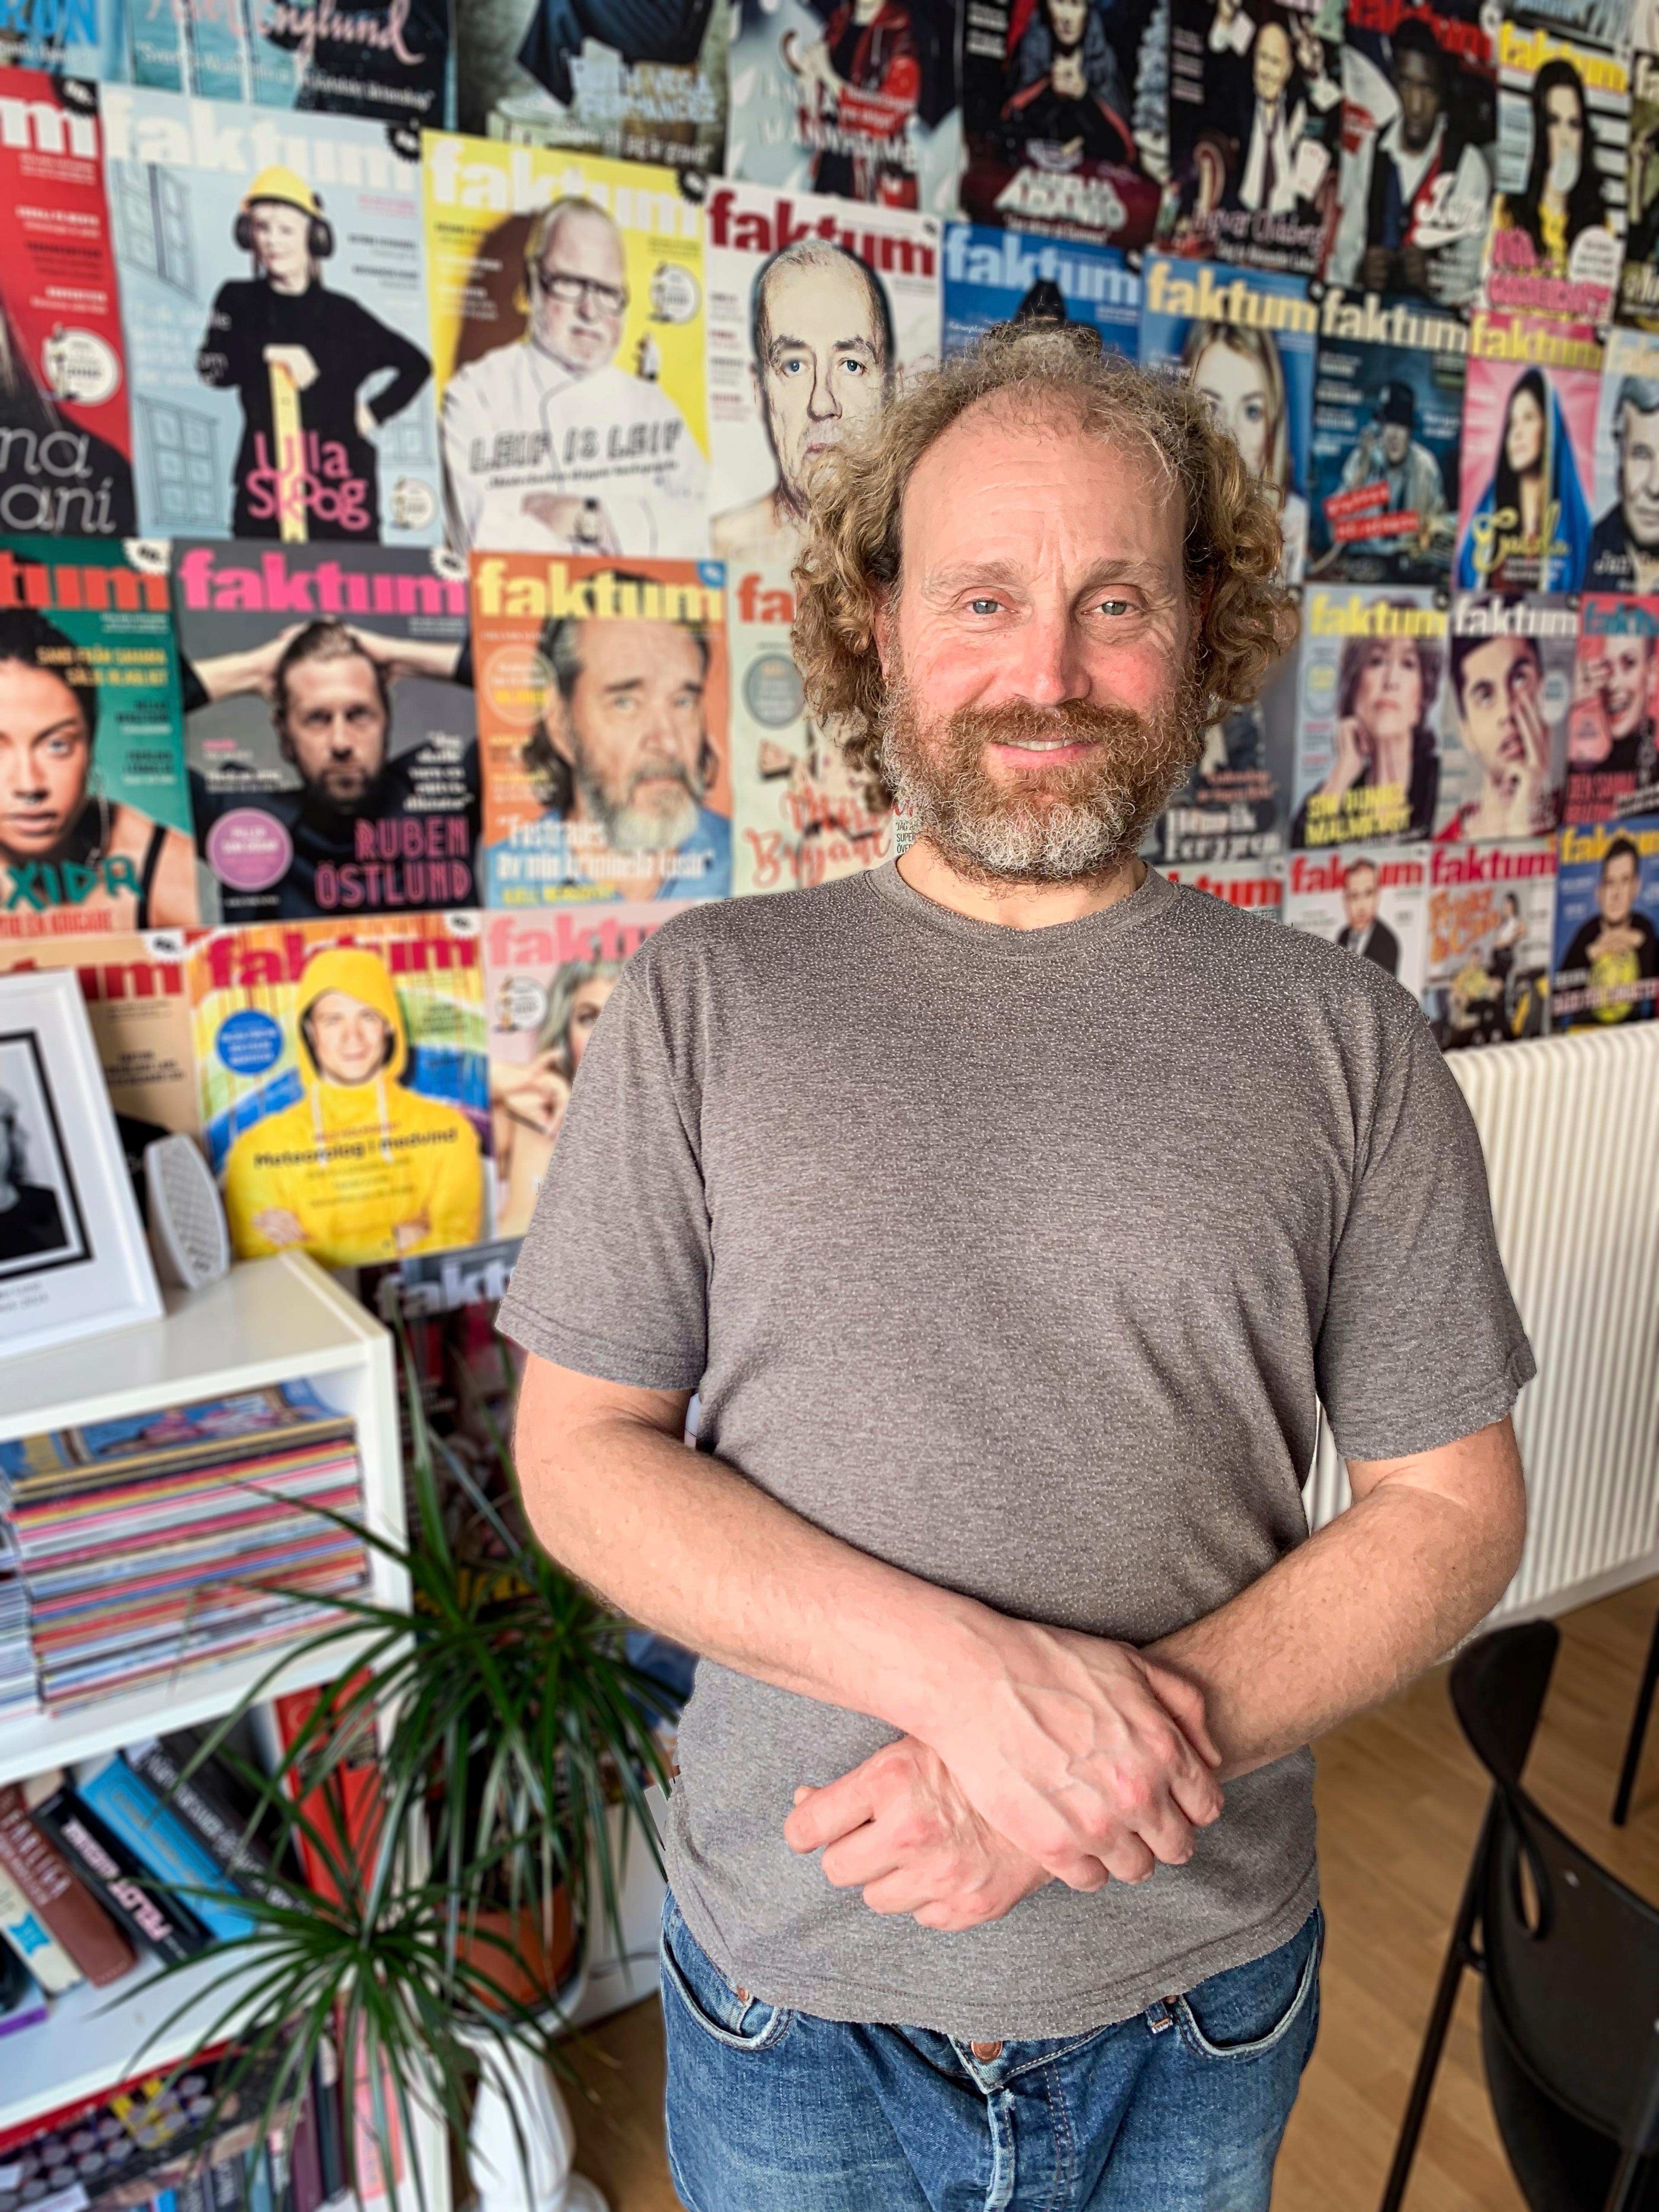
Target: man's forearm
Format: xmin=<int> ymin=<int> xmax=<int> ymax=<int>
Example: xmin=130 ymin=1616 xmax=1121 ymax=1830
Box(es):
xmin=1147 ymin=1418 xmax=1526 ymax=1779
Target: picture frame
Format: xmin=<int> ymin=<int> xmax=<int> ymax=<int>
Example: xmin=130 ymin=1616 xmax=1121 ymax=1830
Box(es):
xmin=0 ymin=970 xmax=164 ymax=1359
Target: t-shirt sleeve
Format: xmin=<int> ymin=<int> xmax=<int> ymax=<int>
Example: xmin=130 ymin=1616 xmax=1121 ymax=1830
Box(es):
xmin=495 ymin=958 xmax=709 ymax=1392
xmin=1316 ymin=998 xmax=1535 ymax=1461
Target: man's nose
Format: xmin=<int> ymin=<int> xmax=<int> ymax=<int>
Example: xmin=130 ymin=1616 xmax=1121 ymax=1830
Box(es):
xmin=807 ymin=363 xmax=839 ymax=421
xmin=1005 ymin=608 xmax=1090 ymax=707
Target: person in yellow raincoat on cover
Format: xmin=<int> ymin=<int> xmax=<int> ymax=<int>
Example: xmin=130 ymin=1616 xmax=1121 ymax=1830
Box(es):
xmin=223 ymin=944 xmax=483 ymax=1267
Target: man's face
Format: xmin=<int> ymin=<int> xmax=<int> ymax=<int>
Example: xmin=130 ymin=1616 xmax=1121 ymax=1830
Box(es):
xmin=1600 ymin=851 xmax=1640 ymax=924
xmin=1458 ymin=639 xmax=1541 ymax=778
xmin=250 ymin=202 xmax=311 ymax=288
xmin=1254 ymin=23 xmax=1293 ymax=103
xmin=1381 ymin=420 xmax=1410 ymax=464
xmin=1619 ymin=403 xmax=1659 ymax=550
xmin=1393 ymin=46 xmax=1443 ymax=152
xmin=1047 ymin=0 xmax=1087 ymax=49
xmin=873 ymin=399 xmax=1200 ymax=884
xmin=561 ymin=620 xmax=709 ymax=853
xmin=757 ymin=259 xmax=888 ymax=515
xmin=530 ymin=209 xmax=627 ymax=378
xmin=1599 ymin=635 xmax=1652 ymax=741
xmin=278 ymin=654 xmax=389 ymax=809
xmin=308 ymin=989 xmax=393 ymax=1086
xmin=1343 ymin=868 xmax=1379 ymax=932
xmin=0 ymin=665 xmax=90 ymax=860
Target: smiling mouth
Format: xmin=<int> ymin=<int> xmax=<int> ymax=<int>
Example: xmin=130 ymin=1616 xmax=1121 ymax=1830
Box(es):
xmin=1001 ymin=736 xmax=1093 ymax=751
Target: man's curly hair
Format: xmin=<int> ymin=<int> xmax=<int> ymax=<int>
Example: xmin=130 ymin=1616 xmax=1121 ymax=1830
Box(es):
xmin=791 ymin=322 xmax=1300 ymax=806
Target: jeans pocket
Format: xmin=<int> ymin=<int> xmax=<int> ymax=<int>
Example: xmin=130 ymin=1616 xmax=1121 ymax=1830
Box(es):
xmin=1175 ymin=1907 xmax=1323 ymax=2062
xmin=659 ymin=1895 xmax=796 ymax=2053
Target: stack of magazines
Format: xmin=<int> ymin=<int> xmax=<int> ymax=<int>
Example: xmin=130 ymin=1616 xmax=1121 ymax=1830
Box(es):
xmin=0 ymin=1386 xmax=368 ymax=1713
xmin=0 ymin=1529 xmax=34 ymax=1721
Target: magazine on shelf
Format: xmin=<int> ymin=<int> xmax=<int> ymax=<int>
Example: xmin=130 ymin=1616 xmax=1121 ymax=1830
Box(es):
xmin=1435 ymin=595 xmax=1576 ymax=843
xmin=127 ymin=0 xmax=456 ymax=126
xmin=1156 ymin=626 xmax=1299 ymax=863
xmin=103 ymin=89 xmax=443 ymax=547
xmin=171 ymin=540 xmax=478 ymax=924
xmin=0 ymin=72 xmax=136 ymax=542
xmin=1589 ymin=326 xmax=1659 ymax=596
xmin=1567 ymin=594 xmax=1659 ymax=823
xmin=1621 ymin=47 xmax=1659 ymax=328
xmin=1552 ymin=813 xmax=1659 ymax=1027
xmin=1425 ymin=836 xmax=1557 ymax=1048
xmin=1291 ymin=586 xmax=1449 ymax=846
xmin=0 ymin=1380 xmax=350 ymax=1497
xmin=1453 ymin=312 xmax=1602 ymax=596
xmin=1283 ymin=840 xmax=1431 ymax=994
xmin=942 ymin=220 xmax=1141 ymax=358
xmin=1161 ymin=858 xmax=1286 ymax=914
xmin=0 ymin=931 xmax=203 ymax=1136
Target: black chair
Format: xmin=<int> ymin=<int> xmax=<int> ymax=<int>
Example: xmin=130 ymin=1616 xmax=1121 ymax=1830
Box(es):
xmin=1613 ymin=1607 xmax=1659 ymax=1828
xmin=1379 ymin=1622 xmax=1659 ymax=2212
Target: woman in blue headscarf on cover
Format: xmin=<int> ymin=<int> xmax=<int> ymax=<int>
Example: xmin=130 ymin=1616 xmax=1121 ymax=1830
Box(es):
xmin=1456 ymin=365 xmax=1594 ymax=593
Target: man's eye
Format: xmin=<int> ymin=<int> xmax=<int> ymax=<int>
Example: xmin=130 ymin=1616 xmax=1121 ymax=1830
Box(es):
xmin=967 ymin=597 xmax=1002 ymax=615
xmin=839 ymin=358 xmax=866 ymax=375
xmin=1093 ymin=600 xmax=1131 ymax=617
xmin=779 ymin=357 xmax=807 ymax=376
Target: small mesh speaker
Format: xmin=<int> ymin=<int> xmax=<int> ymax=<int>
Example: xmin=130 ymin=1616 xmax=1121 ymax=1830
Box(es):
xmin=143 ymin=1135 xmax=232 ymax=1290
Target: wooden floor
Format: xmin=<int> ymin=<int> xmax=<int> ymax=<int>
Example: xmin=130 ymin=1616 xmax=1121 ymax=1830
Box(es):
xmin=560 ymin=1576 xmax=1659 ymax=2212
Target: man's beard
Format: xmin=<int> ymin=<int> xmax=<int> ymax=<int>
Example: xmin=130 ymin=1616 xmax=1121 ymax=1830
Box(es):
xmin=578 ymin=756 xmax=702 ymax=854
xmin=876 ymin=665 xmax=1205 ymax=886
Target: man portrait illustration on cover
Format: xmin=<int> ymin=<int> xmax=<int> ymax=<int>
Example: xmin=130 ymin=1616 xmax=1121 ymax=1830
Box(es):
xmin=1438 ymin=632 xmax=1559 ymax=843
xmin=1333 ymin=854 xmax=1400 ymax=973
xmin=1557 ymin=835 xmax=1659 ymax=1027
xmin=1590 ymin=376 xmax=1659 ymax=594
xmin=1327 ymin=381 xmax=1452 ymax=572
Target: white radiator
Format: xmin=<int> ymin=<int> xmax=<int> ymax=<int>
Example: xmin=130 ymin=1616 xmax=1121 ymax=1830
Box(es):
xmin=1303 ymin=1023 xmax=1659 ymax=1621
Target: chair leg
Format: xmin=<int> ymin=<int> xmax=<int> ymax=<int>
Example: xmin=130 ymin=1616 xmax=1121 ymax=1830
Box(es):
xmin=1612 ymin=1608 xmax=1659 ymax=1827
xmin=1378 ymin=1803 xmax=1492 ymax=2212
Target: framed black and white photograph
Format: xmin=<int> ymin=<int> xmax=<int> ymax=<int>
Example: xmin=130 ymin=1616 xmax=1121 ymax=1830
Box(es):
xmin=0 ymin=971 xmax=162 ymax=1358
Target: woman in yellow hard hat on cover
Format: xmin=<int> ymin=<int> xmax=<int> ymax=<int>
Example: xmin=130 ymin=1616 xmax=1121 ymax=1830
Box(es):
xmin=196 ymin=167 xmax=432 ymax=543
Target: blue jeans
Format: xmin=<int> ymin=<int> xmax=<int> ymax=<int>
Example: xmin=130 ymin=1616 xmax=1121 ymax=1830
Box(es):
xmin=659 ymin=1892 xmax=1321 ymax=2212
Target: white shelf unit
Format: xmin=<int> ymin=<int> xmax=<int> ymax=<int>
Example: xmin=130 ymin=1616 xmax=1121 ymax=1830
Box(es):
xmin=0 ymin=1252 xmax=444 ymax=2212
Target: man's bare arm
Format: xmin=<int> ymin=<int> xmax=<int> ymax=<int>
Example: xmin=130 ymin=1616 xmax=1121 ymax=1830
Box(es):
xmin=513 ymin=1356 xmax=1223 ymax=1889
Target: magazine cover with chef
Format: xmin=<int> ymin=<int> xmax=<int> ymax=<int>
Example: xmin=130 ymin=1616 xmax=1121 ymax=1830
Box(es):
xmin=171 ymin=541 xmax=478 ymax=925
xmin=1567 ymin=594 xmax=1659 ymax=825
xmin=473 ymin=551 xmax=731 ymax=904
xmin=1156 ymin=629 xmax=1298 ymax=864
xmin=1551 ymin=813 xmax=1659 ymax=1028
xmin=423 ymin=132 xmax=708 ymax=559
xmin=958 ymin=0 xmax=1166 ymax=250
xmin=1435 ymin=594 xmax=1575 ymax=843
xmin=0 ymin=73 xmax=136 ymax=540
xmin=722 ymin=0 xmax=960 ymax=217
xmin=188 ymin=909 xmax=489 ymax=1265
xmin=1291 ymin=586 xmax=1448 ymax=847
xmin=0 ymin=931 xmax=203 ymax=1136
xmin=942 ymin=221 xmax=1140 ymax=358
xmin=727 ymin=563 xmax=890 ymax=895
xmin=483 ymin=902 xmax=663 ymax=1234
xmin=706 ymin=182 xmax=939 ymax=571
xmin=454 ymin=0 xmax=723 ymax=171
xmin=1453 ymin=311 xmax=1602 ymax=596
xmin=1283 ymin=839 xmax=1430 ymax=993
xmin=1424 ymin=836 xmax=1556 ymax=1047
xmin=0 ymin=539 xmax=197 ymax=943
xmin=103 ymin=89 xmax=443 ymax=547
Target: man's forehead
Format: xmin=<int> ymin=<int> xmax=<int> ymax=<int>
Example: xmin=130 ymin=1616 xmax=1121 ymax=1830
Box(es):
xmin=578 ymin=618 xmax=704 ymax=677
xmin=766 ymin=257 xmax=880 ymax=341
xmin=289 ymin=654 xmax=380 ymax=701
xmin=553 ymin=209 xmax=624 ymax=273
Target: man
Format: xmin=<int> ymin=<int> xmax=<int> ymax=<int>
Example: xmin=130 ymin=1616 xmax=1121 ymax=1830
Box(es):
xmin=1332 ymin=381 xmax=1451 ymax=569
xmin=1557 ymin=836 xmax=1659 ymax=1027
xmin=1226 ymin=10 xmax=1338 ymax=218
xmin=1579 ymin=626 xmax=1655 ymax=788
xmin=185 ymin=619 xmax=477 ymax=918
xmin=1333 ymin=854 xmax=1400 ymax=973
xmin=197 ymin=169 xmax=431 ymax=543
xmin=1331 ymin=15 xmax=1491 ymax=306
xmin=222 ymin=941 xmax=483 ymax=1264
xmin=1437 ymin=633 xmax=1559 ymax=842
xmin=517 ymin=599 xmax=729 ymax=900
xmin=1589 ymin=377 xmax=1659 ymax=593
xmin=712 ymin=240 xmax=895 ymax=568
xmin=502 ymin=326 xmax=1531 ymax=2207
xmin=440 ymin=200 xmax=707 ymax=556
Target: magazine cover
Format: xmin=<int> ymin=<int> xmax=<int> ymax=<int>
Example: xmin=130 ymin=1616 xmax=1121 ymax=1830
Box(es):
xmin=1327 ymin=0 xmax=1496 ymax=310
xmin=125 ymin=0 xmax=454 ymax=127
xmin=1437 ymin=594 xmax=1576 ymax=842
xmin=1621 ymin=47 xmax=1659 ymax=328
xmin=727 ymin=562 xmax=891 ymax=893
xmin=942 ymin=221 xmax=1140 ymax=357
xmin=483 ymin=902 xmax=662 ymax=1233
xmin=1307 ymin=287 xmax=1465 ymax=584
xmin=102 ymin=89 xmax=443 ymax=548
xmin=1140 ymin=257 xmax=1317 ymax=585
xmin=1163 ymin=0 xmax=1344 ymax=276
xmin=188 ymin=910 xmax=489 ymax=1265
xmin=1567 ymin=594 xmax=1659 ymax=823
xmin=0 ymin=74 xmax=136 ymax=540
xmin=454 ymin=0 xmax=723 ymax=170
xmin=1424 ymin=836 xmax=1555 ymax=1046
xmin=1283 ymin=839 xmax=1430 ymax=991
xmin=1453 ymin=312 xmax=1602 ymax=595
xmin=1589 ymin=326 xmax=1659 ymax=595
xmin=1 ymin=0 xmax=125 ymax=75
xmin=473 ymin=551 xmax=731 ymax=903
xmin=423 ymin=133 xmax=708 ymax=558
xmin=1157 ymin=629 xmax=1298 ymax=861
xmin=1481 ymin=14 xmax=1628 ymax=328
xmin=0 ymin=539 xmax=197 ymax=943
xmin=706 ymin=183 xmax=939 ymax=569
xmin=958 ymin=0 xmax=1165 ymax=249
xmin=0 ymin=933 xmax=202 ymax=1136
xmin=1161 ymin=857 xmax=1285 ymax=913
xmin=723 ymin=0 xmax=960 ymax=216
xmin=171 ymin=541 xmax=478 ymax=925
xmin=1292 ymin=585 xmax=1448 ymax=845
xmin=1551 ymin=813 xmax=1659 ymax=1027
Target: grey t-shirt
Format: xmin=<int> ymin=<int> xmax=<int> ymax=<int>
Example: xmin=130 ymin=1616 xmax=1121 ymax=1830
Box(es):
xmin=499 ymin=862 xmax=1533 ymax=2040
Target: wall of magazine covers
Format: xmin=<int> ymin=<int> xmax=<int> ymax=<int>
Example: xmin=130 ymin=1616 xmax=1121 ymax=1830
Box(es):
xmin=0 ymin=0 xmax=1657 ymax=1272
